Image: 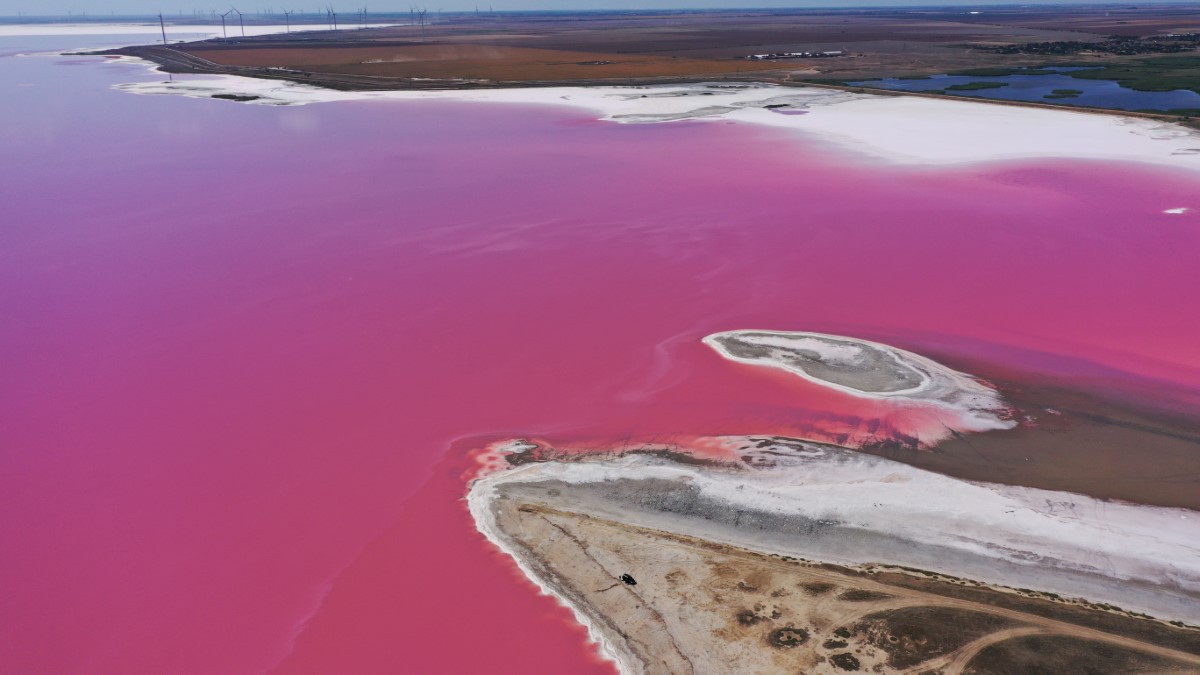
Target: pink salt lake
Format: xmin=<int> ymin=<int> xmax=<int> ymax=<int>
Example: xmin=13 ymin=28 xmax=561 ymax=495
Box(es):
xmin=2 ymin=36 xmax=1199 ymax=673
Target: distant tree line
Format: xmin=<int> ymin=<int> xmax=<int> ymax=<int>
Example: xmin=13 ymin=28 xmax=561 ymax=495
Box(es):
xmin=990 ymin=33 xmax=1200 ymax=56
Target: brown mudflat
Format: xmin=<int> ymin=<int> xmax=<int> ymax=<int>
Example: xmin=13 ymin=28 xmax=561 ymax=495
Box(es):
xmin=858 ymin=357 xmax=1200 ymax=512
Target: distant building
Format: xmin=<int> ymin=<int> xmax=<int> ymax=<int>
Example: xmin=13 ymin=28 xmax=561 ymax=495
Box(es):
xmin=745 ymin=51 xmax=845 ymax=60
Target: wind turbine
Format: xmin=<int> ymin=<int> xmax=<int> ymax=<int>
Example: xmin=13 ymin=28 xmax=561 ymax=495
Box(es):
xmin=220 ymin=8 xmax=233 ymax=38
xmin=231 ymin=6 xmax=245 ymax=37
xmin=283 ymin=8 xmax=293 ymax=32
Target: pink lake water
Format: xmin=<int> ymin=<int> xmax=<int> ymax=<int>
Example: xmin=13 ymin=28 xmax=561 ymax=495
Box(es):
xmin=3 ymin=35 xmax=1200 ymax=673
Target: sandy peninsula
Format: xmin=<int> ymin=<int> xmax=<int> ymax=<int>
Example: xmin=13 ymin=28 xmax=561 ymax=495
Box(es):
xmin=469 ymin=438 xmax=1200 ymax=674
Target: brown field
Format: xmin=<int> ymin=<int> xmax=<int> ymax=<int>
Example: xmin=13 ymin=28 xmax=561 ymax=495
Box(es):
xmin=104 ymin=6 xmax=1200 ymax=90
xmin=190 ymin=43 xmax=784 ymax=81
xmin=178 ymin=12 xmax=1083 ymax=84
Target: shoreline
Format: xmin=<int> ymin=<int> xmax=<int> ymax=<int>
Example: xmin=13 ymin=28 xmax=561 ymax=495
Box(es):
xmin=466 ymin=463 xmax=630 ymax=673
xmin=94 ymin=56 xmax=1200 ymax=173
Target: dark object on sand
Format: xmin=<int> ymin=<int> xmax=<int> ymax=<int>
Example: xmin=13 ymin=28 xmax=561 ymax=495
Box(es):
xmin=620 ymin=574 xmax=637 ymax=585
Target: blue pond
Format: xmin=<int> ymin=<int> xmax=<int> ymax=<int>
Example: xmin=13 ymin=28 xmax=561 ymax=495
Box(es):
xmin=849 ymin=68 xmax=1200 ymax=112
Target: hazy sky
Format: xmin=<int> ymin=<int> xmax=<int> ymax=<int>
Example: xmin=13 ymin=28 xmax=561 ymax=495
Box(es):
xmin=4 ymin=0 xmax=1185 ymax=18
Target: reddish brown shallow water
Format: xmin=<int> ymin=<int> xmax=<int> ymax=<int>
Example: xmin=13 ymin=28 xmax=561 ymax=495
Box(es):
xmin=2 ymin=43 xmax=1199 ymax=673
